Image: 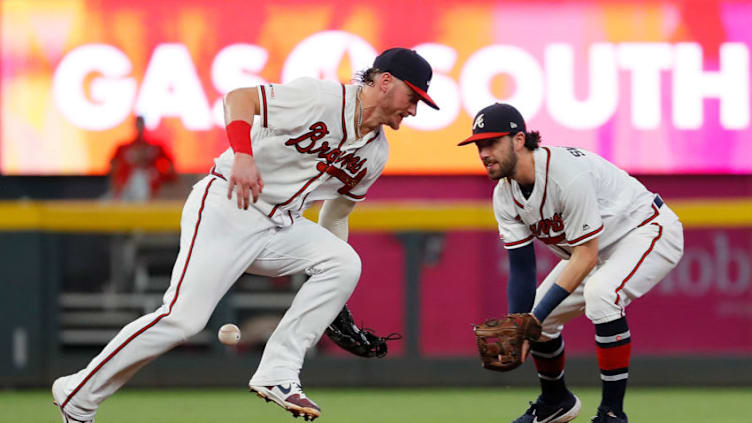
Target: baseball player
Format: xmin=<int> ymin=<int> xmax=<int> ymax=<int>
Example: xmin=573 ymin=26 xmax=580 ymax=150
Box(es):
xmin=52 ymin=47 xmax=439 ymax=422
xmin=459 ymin=103 xmax=684 ymax=423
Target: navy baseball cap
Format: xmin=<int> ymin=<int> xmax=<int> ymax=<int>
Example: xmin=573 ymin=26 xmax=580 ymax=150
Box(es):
xmin=458 ymin=103 xmax=526 ymax=146
xmin=374 ymin=48 xmax=439 ymax=110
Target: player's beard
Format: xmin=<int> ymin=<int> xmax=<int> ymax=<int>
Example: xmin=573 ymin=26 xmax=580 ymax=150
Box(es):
xmin=487 ymin=141 xmax=517 ymax=181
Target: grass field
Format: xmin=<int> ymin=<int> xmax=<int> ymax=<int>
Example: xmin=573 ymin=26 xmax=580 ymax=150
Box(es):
xmin=3 ymin=387 xmax=749 ymax=423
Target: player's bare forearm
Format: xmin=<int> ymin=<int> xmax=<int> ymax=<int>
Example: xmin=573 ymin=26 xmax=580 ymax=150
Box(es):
xmin=318 ymin=197 xmax=357 ymax=241
xmin=223 ymin=87 xmax=261 ymax=124
xmin=224 ymin=87 xmax=264 ymax=208
xmin=555 ymin=237 xmax=599 ymax=292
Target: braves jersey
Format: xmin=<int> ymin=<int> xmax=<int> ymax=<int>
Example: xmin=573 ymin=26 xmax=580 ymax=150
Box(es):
xmin=494 ymin=146 xmax=657 ymax=259
xmin=213 ymin=77 xmax=389 ymax=224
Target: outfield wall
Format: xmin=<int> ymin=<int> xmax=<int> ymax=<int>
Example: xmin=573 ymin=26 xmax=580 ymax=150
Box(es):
xmin=1 ymin=174 xmax=751 ymax=388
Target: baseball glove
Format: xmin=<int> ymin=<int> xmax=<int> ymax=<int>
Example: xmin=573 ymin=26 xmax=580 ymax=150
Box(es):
xmin=474 ymin=313 xmax=542 ymax=372
xmin=325 ymin=305 xmax=401 ymax=358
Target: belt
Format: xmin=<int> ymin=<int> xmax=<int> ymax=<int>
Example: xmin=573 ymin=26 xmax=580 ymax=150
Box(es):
xmin=654 ymin=195 xmax=664 ymax=208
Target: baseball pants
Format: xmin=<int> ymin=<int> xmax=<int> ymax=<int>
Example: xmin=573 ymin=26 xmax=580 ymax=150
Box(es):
xmin=536 ymin=203 xmax=684 ymax=338
xmin=55 ymin=175 xmax=361 ymax=419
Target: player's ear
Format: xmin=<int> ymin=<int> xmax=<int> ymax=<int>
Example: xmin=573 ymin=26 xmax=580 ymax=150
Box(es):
xmin=379 ymin=72 xmax=392 ymax=93
xmin=512 ymin=132 xmax=526 ymax=151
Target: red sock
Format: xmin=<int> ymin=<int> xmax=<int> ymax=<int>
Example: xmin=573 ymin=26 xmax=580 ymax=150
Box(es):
xmin=531 ymin=336 xmax=568 ymax=402
xmin=595 ymin=317 xmax=631 ymax=415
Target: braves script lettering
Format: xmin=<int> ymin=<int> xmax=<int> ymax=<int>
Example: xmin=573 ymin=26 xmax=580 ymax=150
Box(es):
xmin=529 ymin=212 xmax=565 ymax=244
xmin=285 ymin=121 xmax=368 ymax=189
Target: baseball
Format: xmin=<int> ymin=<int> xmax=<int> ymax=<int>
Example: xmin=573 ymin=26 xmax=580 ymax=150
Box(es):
xmin=218 ymin=323 xmax=241 ymax=346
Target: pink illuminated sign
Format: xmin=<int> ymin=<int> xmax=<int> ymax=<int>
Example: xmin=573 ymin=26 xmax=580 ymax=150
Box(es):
xmin=2 ymin=0 xmax=751 ymax=175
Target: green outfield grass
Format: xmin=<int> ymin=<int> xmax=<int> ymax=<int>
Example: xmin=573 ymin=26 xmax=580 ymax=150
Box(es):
xmin=3 ymin=387 xmax=748 ymax=423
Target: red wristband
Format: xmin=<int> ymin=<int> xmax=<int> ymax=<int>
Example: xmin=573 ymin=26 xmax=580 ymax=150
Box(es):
xmin=226 ymin=120 xmax=253 ymax=155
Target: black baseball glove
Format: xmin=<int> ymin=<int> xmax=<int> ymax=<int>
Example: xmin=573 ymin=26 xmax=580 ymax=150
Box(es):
xmin=325 ymin=305 xmax=401 ymax=358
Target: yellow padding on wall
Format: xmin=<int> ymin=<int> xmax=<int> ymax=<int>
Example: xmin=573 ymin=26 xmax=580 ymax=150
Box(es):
xmin=0 ymin=198 xmax=750 ymax=232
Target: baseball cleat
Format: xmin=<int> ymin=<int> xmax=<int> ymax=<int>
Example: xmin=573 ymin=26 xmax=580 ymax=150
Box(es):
xmin=250 ymin=382 xmax=321 ymax=421
xmin=51 ymin=377 xmax=95 ymax=423
xmin=590 ymin=406 xmax=628 ymax=423
xmin=511 ymin=392 xmax=581 ymax=423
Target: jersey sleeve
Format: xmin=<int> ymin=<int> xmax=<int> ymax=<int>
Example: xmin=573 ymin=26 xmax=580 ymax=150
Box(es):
xmin=339 ymin=132 xmax=389 ymax=202
xmin=493 ymin=184 xmax=535 ymax=249
xmin=561 ymin=173 xmax=604 ymax=246
xmin=256 ymin=77 xmax=321 ymax=133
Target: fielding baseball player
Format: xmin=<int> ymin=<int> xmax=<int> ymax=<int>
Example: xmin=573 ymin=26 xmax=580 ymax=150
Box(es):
xmin=52 ymin=47 xmax=438 ymax=422
xmin=460 ymin=103 xmax=684 ymax=423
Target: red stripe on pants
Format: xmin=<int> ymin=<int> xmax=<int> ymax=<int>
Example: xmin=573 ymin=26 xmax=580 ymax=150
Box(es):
xmin=615 ymin=223 xmax=663 ymax=305
xmin=62 ymin=178 xmax=216 ymax=409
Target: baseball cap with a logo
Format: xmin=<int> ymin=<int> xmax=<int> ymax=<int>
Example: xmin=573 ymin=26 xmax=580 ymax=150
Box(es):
xmin=373 ymin=48 xmax=439 ymax=110
xmin=458 ymin=103 xmax=526 ymax=146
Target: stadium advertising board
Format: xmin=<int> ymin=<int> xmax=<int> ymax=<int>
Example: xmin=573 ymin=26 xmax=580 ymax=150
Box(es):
xmin=2 ymin=0 xmax=751 ymax=175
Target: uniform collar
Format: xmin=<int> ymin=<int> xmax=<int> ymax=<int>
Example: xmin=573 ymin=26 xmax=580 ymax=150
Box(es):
xmin=511 ymin=148 xmax=548 ymax=209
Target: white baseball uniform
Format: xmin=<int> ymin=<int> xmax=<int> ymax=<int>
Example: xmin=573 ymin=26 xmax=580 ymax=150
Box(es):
xmin=54 ymin=77 xmax=389 ymax=420
xmin=494 ymin=146 xmax=684 ymax=337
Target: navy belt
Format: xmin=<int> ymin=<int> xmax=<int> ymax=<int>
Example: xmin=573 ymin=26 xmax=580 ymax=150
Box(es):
xmin=654 ymin=195 xmax=664 ymax=208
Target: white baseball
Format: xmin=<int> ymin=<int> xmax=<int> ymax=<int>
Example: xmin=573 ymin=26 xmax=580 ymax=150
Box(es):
xmin=218 ymin=323 xmax=241 ymax=346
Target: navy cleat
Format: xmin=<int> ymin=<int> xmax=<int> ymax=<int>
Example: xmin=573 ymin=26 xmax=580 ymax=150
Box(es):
xmin=250 ymin=382 xmax=321 ymax=421
xmin=590 ymin=406 xmax=628 ymax=423
xmin=511 ymin=392 xmax=581 ymax=423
